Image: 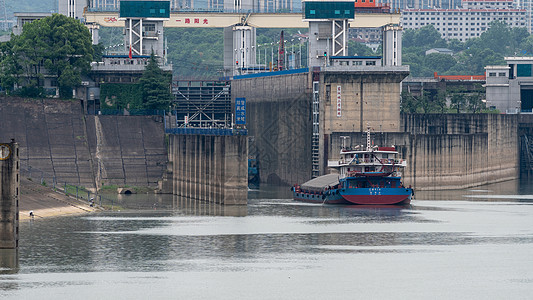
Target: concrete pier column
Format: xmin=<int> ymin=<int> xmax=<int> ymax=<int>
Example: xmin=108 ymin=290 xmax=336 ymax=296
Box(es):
xmin=222 ymin=134 xmax=248 ymax=205
xmin=0 ymin=249 xmax=18 ymax=274
xmin=214 ymin=136 xmax=223 ymax=204
xmin=186 ymin=135 xmax=193 ymax=201
xmin=169 ymin=134 xmax=247 ymax=205
xmin=0 ymin=141 xmax=19 ymax=249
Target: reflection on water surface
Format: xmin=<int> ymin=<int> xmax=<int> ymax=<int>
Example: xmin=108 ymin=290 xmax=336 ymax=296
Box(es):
xmin=1 ymin=178 xmax=532 ymax=299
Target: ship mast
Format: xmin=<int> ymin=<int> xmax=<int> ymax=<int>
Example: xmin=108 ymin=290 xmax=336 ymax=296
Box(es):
xmin=366 ymin=125 xmax=371 ymax=151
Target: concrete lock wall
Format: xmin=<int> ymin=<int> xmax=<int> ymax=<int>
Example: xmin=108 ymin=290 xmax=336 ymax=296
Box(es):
xmin=0 ymin=141 xmax=19 ymax=249
xmin=232 ymin=71 xmax=520 ymax=190
xmin=329 ymin=114 xmax=519 ymax=190
xmin=320 ymin=70 xmax=408 ymax=176
xmin=170 ymin=134 xmax=247 ymax=205
xmin=320 ymin=71 xmax=408 ymax=134
xmin=0 ymin=97 xmax=167 ymax=191
xmin=232 ymin=72 xmax=313 ymax=185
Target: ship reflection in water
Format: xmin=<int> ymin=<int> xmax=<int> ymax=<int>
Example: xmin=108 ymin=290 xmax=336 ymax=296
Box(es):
xmin=1 ymin=179 xmax=533 ymax=299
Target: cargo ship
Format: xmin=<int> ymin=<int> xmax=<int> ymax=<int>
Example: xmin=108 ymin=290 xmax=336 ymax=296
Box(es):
xmin=292 ymin=127 xmax=413 ymax=205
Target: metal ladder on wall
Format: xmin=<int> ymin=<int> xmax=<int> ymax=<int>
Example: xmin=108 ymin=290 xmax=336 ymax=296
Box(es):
xmin=312 ymin=81 xmax=320 ymax=178
xmin=522 ymin=135 xmax=533 ymax=174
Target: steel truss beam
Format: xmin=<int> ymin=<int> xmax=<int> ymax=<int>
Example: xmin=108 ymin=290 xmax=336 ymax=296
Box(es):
xmin=332 ymin=20 xmax=348 ymax=57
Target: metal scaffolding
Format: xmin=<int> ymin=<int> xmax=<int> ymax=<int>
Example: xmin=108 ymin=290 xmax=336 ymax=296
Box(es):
xmin=172 ymin=80 xmax=232 ymax=128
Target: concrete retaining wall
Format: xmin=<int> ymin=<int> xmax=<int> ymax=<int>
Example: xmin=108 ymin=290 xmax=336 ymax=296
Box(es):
xmin=169 ymin=134 xmax=247 ymax=205
xmin=329 ymin=114 xmax=519 ymax=190
xmin=0 ymin=97 xmax=167 ymax=190
xmin=87 ymin=115 xmax=167 ymax=188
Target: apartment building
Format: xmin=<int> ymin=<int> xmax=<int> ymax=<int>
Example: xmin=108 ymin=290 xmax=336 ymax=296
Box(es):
xmin=401 ymin=0 xmax=528 ymax=41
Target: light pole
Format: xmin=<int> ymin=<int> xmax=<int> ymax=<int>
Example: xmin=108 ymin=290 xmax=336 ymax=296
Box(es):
xmin=299 ymin=39 xmax=302 ymax=68
xmin=271 ymin=44 xmax=274 ymax=71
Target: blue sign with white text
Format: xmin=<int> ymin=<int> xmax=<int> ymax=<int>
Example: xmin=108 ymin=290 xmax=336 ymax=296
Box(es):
xmin=235 ymin=97 xmax=246 ymax=125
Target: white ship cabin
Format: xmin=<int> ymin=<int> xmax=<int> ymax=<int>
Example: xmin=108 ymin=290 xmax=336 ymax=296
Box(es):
xmin=328 ymin=146 xmax=407 ymax=178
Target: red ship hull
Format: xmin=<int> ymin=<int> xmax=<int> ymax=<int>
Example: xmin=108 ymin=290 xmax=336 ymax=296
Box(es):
xmin=341 ymin=193 xmax=411 ymax=205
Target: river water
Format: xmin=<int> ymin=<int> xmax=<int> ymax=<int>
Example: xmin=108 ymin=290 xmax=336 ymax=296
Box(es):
xmin=1 ymin=178 xmax=533 ymax=299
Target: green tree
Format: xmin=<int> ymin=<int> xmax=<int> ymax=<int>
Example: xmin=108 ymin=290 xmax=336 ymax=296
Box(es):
xmin=401 ymin=90 xmax=444 ymax=113
xmin=401 ymin=91 xmax=420 ymax=113
xmin=424 ymin=53 xmax=456 ymax=75
xmin=413 ymin=25 xmax=447 ymax=49
xmin=139 ymin=54 xmax=173 ymax=110
xmin=418 ymin=90 xmax=445 ymax=113
xmin=478 ymin=21 xmax=509 ymax=54
xmin=0 ymin=40 xmax=21 ymax=93
xmin=8 ymin=14 xmax=93 ymax=98
xmin=348 ymin=40 xmax=375 ymax=56
xmin=449 ymin=88 xmax=467 ymax=113
xmin=447 ymin=39 xmax=466 ymax=52
xmin=432 ymin=90 xmax=448 ymax=113
xmin=520 ymin=35 xmax=533 ymax=55
xmin=466 ymin=90 xmax=485 ymax=113
xmin=402 ymin=29 xmax=416 ymax=48
xmin=511 ymin=27 xmax=529 ymax=51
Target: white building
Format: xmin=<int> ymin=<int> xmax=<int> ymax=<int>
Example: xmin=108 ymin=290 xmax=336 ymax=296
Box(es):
xmin=59 ymin=0 xmax=87 ymax=20
xmin=401 ymin=0 xmax=528 ymax=41
xmin=376 ymin=0 xmax=462 ymax=10
xmin=484 ymin=57 xmax=533 ymax=113
xmin=11 ymin=12 xmax=52 ymax=36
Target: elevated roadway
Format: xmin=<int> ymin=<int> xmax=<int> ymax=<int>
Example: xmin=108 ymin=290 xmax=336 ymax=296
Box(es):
xmin=84 ymin=12 xmax=400 ymax=28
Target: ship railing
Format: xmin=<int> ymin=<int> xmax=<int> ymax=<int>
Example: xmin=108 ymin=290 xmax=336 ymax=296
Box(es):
xmin=330 ymin=159 xmax=407 ymax=167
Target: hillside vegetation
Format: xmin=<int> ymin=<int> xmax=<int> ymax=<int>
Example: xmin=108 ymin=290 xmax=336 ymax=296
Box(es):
xmin=403 ymin=21 xmax=531 ymax=77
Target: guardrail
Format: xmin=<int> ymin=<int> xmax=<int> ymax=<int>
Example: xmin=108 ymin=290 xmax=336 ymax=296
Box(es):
xmin=20 ymin=165 xmax=119 ymax=209
xmin=505 ymin=108 xmax=533 ymax=114
xmin=87 ymin=109 xmax=167 ymax=116
xmin=165 ymin=127 xmax=247 ymax=136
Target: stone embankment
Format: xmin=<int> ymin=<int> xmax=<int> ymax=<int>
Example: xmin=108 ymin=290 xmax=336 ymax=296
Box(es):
xmin=19 ymin=178 xmax=97 ymax=221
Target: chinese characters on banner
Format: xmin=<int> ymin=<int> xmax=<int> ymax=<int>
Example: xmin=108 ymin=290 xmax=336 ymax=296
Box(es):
xmin=337 ymin=86 xmax=342 ymax=117
xmin=235 ymin=97 xmax=246 ymax=125
xmin=175 ymin=18 xmax=209 ymax=25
